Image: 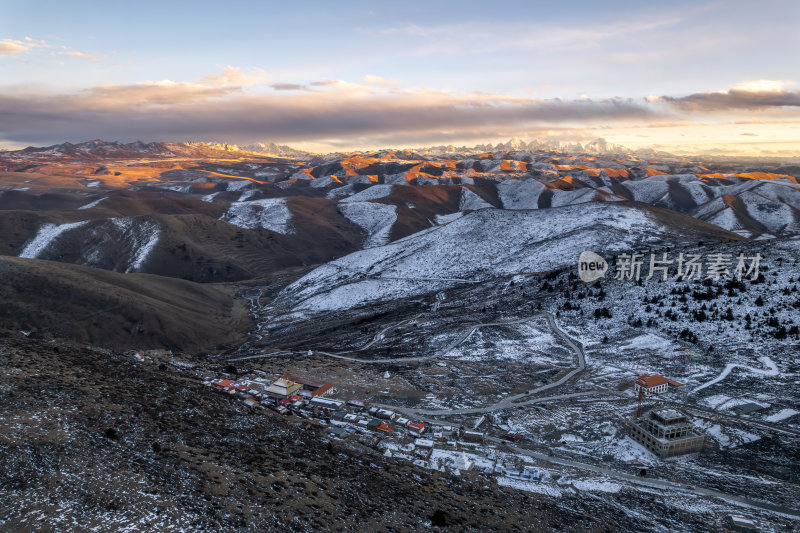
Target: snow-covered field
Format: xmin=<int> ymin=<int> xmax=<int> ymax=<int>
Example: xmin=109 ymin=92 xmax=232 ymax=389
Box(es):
xmin=221 ymin=197 xmax=294 ymax=234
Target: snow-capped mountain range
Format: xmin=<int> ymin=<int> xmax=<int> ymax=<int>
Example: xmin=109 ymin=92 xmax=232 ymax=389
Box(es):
xmin=1 ymin=138 xmax=797 ymax=286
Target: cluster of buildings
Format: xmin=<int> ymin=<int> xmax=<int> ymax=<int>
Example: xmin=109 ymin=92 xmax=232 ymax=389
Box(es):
xmin=206 ymin=368 xmax=706 ymax=463
xmin=204 ymin=371 xmax=428 ymax=438
xmin=208 ymin=373 xmax=334 ymax=412
xmin=628 ymin=373 xmax=705 ymax=458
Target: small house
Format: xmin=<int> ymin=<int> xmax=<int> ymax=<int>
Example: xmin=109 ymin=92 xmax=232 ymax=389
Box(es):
xmin=407 ymin=422 xmax=425 ymax=435
xmin=376 ymin=409 xmax=396 ymax=420
xmin=213 ymin=379 xmax=235 ymax=391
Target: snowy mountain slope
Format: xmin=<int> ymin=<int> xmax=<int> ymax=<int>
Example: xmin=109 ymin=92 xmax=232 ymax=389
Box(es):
xmin=737 ymin=191 xmax=800 ymax=235
xmin=338 ymin=201 xmax=398 ymax=248
xmin=19 ymin=221 xmax=89 ymax=259
xmin=341 ymin=184 xmax=394 ymax=203
xmin=220 ymin=198 xmax=293 ymax=234
xmin=497 ymin=179 xmax=545 ymax=209
xmin=20 ymin=217 xmax=162 ymax=273
xmin=550 ymin=188 xmax=600 ymax=208
xmin=271 ymin=203 xmax=740 ymax=316
xmin=4 ymin=139 xmax=799 ymax=243
xmin=459 ymin=188 xmax=494 ymax=211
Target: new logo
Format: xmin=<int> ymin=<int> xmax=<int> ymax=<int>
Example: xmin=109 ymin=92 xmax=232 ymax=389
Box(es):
xmin=578 ymin=251 xmax=608 ymax=282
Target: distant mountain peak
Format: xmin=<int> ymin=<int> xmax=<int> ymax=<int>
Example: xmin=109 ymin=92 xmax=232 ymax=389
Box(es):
xmin=421 ymin=137 xmax=650 ymax=156
xmin=241 ymin=141 xmax=309 ymax=158
xmin=8 ymin=139 xmax=310 ymax=160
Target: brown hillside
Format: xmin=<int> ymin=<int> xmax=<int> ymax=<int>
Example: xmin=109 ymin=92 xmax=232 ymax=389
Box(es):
xmin=0 ymin=257 xmax=252 ymax=352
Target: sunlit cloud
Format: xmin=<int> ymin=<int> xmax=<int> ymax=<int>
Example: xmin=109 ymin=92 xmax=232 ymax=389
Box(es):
xmin=362 ymin=74 xmax=397 ymax=87
xmin=0 ymin=37 xmax=48 ymax=56
xmin=1 ymin=69 xmax=798 ymax=155
xmin=1 ymin=36 xmax=103 ymax=62
xmin=201 ymin=66 xmax=267 ymax=87
xmin=0 ymin=78 xmax=657 ymax=148
xmin=732 ymin=79 xmax=793 ymax=92
xmin=84 ymin=80 xmax=236 ymax=105
xmin=64 ymin=51 xmax=100 ymax=62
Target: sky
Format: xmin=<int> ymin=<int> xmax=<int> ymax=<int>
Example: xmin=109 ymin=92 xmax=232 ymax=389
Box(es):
xmin=1 ymin=0 xmax=799 ymax=155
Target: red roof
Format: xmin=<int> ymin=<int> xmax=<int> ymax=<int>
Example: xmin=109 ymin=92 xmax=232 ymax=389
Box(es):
xmin=636 ymin=374 xmax=669 ymax=387
xmin=216 ymin=379 xmax=235 ymax=388
xmin=311 ymin=383 xmax=333 ymax=396
xmin=408 ymin=422 xmax=425 ymax=430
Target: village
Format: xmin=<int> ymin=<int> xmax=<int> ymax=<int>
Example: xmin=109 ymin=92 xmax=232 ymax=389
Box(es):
xmin=202 ymin=367 xmax=714 ymax=471
xmin=202 ymin=371 xmax=488 ymax=449
xmin=194 ymin=362 xmax=796 ymax=530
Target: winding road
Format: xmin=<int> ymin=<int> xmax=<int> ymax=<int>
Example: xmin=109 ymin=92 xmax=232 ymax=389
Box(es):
xmin=690 ymin=356 xmax=779 ymax=394
xmin=366 ymin=312 xmax=591 ymax=416
xmin=313 ymin=315 xmax=542 ymax=364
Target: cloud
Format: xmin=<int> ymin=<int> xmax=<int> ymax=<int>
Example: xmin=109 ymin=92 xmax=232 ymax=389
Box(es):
xmin=64 ymin=51 xmax=99 ymax=62
xmin=67 ymin=67 xmax=270 ymax=107
xmin=201 ymin=66 xmax=267 ymax=86
xmin=1 ymin=36 xmax=103 ymax=62
xmin=0 ymin=82 xmax=658 ymax=147
xmin=362 ymin=74 xmax=397 ymax=87
xmin=361 ymin=13 xmax=688 ymax=59
xmin=732 ymin=80 xmax=792 ymax=92
xmin=0 ymin=37 xmax=47 ymax=56
xmin=309 ymin=79 xmax=374 ymax=93
xmin=84 ymin=80 xmax=236 ymax=105
xmin=658 ymin=82 xmax=800 ymax=111
xmin=269 ymin=83 xmax=310 ymax=91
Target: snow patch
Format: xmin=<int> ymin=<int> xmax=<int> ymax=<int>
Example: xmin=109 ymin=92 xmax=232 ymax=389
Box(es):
xmin=77 ymin=197 xmax=107 ymax=210
xmin=765 ymin=408 xmax=798 ymax=422
xmin=341 ymin=184 xmax=393 ymax=203
xmin=19 ymin=221 xmax=89 ymax=259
